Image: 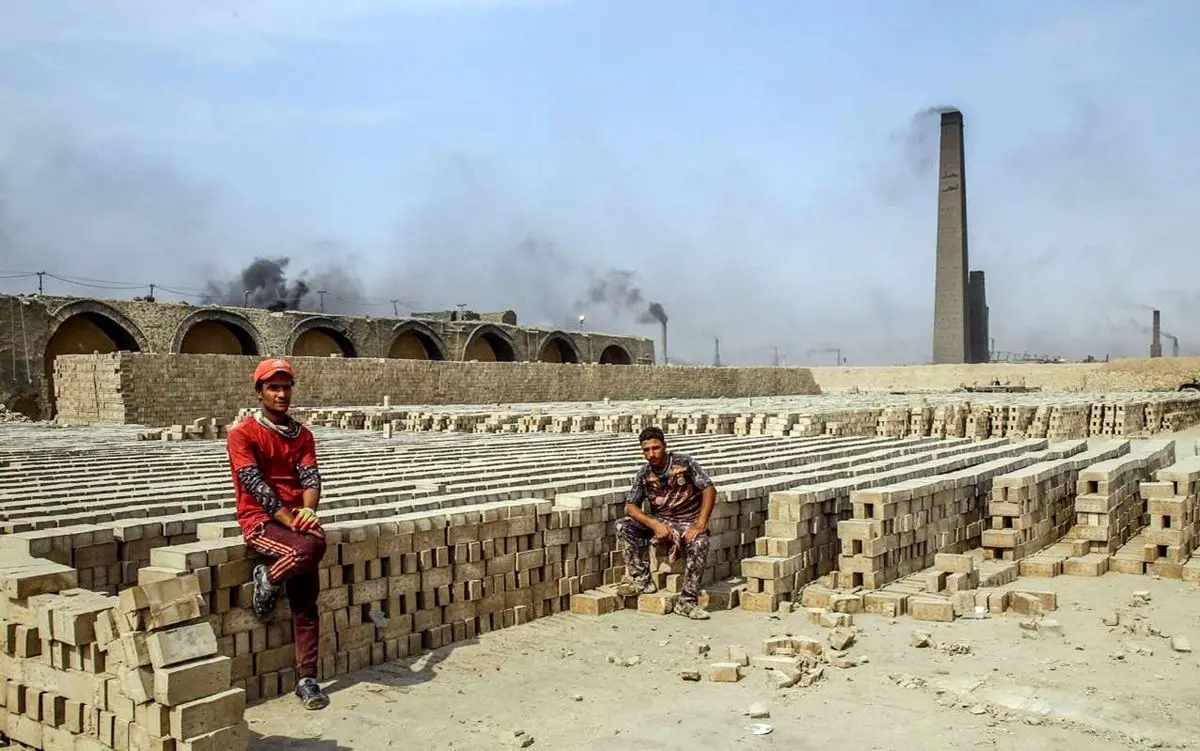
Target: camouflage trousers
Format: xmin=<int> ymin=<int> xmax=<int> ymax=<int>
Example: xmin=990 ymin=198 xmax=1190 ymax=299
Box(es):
xmin=614 ymin=516 xmax=710 ymax=604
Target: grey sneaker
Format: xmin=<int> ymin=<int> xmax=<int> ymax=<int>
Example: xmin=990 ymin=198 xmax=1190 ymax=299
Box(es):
xmin=251 ymin=564 xmax=280 ymax=622
xmin=673 ymin=600 xmax=711 ymax=620
xmin=295 ymin=677 xmax=329 ymax=710
xmin=615 ymin=579 xmax=658 ymax=597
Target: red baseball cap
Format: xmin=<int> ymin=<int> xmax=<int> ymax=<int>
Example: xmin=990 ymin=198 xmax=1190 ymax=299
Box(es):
xmin=253 ymin=358 xmax=296 ymax=386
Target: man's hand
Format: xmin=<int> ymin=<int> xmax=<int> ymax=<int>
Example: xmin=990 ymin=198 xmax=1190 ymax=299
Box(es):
xmin=293 ymin=507 xmax=322 ymax=534
xmin=651 ymin=521 xmax=673 ymax=544
xmin=682 ymin=522 xmax=706 ymax=544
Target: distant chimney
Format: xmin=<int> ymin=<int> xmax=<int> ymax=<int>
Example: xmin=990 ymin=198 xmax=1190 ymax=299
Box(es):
xmin=661 ymin=321 xmax=669 ymax=366
xmin=1151 ymin=309 xmax=1162 ymax=358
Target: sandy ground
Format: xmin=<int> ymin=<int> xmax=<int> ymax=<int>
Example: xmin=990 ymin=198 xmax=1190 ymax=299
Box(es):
xmin=245 ymin=572 xmax=1200 ymax=751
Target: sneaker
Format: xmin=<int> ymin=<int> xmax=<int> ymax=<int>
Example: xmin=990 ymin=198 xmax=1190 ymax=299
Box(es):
xmin=615 ymin=579 xmax=658 ymax=597
xmin=295 ymin=677 xmax=330 ymax=710
xmin=673 ymin=600 xmax=711 ymax=620
xmin=251 ymin=564 xmax=280 ymax=622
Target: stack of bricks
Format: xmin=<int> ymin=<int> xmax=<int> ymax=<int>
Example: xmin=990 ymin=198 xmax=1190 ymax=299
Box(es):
xmin=1001 ymin=405 xmax=1037 ymax=439
xmin=1090 ymin=402 xmax=1145 ymax=437
xmin=930 ymin=403 xmax=969 ymax=438
xmin=985 ymin=405 xmax=1007 ymax=438
xmin=0 ymin=554 xmax=244 ymax=751
xmin=800 ymin=559 xmax=1055 ymax=624
xmin=908 ymin=405 xmax=934 ymax=437
xmin=965 ymin=405 xmax=993 ymax=440
xmin=980 ymin=441 xmax=1126 ymax=567
xmin=1046 ymin=404 xmax=1090 ymax=440
xmin=1163 ymin=403 xmax=1200 ymax=432
xmin=738 ymin=438 xmax=1049 ymax=610
xmin=279 ymin=393 xmax=1200 ymax=442
xmin=1 ymin=526 xmax=123 ymax=594
xmin=1054 ymin=441 xmax=1177 ymax=576
xmin=51 ymin=354 xmax=126 ymax=426
xmin=876 ymin=407 xmax=910 ymax=438
xmin=832 ymin=440 xmax=1088 ymax=589
xmin=1110 ymin=456 xmax=1200 ymax=578
xmin=148 ymin=499 xmax=722 ymax=696
xmin=137 ymin=418 xmax=228 ymax=442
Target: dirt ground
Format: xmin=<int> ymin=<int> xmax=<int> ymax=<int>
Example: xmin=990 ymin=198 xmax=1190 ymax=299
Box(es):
xmin=245 ymin=572 xmax=1200 ymax=751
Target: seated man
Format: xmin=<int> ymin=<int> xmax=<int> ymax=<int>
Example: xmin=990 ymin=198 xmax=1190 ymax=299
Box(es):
xmin=225 ymin=357 xmax=330 ymax=710
xmin=614 ymin=426 xmax=716 ymax=620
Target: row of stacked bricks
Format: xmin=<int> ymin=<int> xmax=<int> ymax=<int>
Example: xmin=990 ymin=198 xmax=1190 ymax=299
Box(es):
xmin=1090 ymin=402 xmax=1146 ymax=436
xmin=981 ymin=441 xmax=1131 ymax=566
xmin=0 ymin=555 xmax=245 ymax=751
xmin=1059 ymin=440 xmax=1177 ymax=576
xmin=142 ymin=489 xmax=769 ymax=702
xmin=286 ymin=393 xmax=1200 ymax=440
xmin=1 ymin=520 xmax=203 ymax=594
xmin=150 ymin=500 xmax=612 ymax=700
xmin=1111 ymin=455 xmax=1200 ymax=581
xmin=737 ymin=437 xmax=1061 ymax=609
xmin=832 ymin=440 xmax=1094 ymax=590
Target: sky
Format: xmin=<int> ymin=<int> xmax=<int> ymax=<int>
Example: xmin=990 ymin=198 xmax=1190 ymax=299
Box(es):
xmin=1 ymin=0 xmax=1198 ymax=366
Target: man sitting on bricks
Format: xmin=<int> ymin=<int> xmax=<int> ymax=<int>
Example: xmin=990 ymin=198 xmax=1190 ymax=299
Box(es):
xmin=225 ymin=357 xmax=330 ymax=710
xmin=614 ymin=426 xmax=716 ymax=620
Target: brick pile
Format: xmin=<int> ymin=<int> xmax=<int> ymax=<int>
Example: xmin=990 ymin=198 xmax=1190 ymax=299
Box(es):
xmin=1108 ymin=456 xmax=1200 ymax=579
xmin=830 ymin=440 xmax=1095 ymax=590
xmin=0 ymin=555 xmax=245 ymax=751
xmin=797 ymin=552 xmax=1058 ymax=623
xmin=1062 ymin=441 xmax=1177 ymax=572
xmin=278 ymin=391 xmax=1200 ymax=442
xmin=981 ymin=442 xmax=1130 ymax=566
xmin=737 ymin=438 xmax=1075 ymax=610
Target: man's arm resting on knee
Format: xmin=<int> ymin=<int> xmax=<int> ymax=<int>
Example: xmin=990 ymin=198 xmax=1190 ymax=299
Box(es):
xmin=624 ymin=502 xmax=667 ymax=534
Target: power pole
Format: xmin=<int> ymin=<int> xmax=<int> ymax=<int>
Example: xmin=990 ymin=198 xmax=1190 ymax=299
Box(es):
xmin=243 ymin=290 xmax=250 ymax=307
xmin=36 ymin=271 xmax=44 ymax=295
xmin=713 ymin=337 xmax=721 ymax=367
xmin=391 ymin=299 xmax=400 ymax=316
xmin=317 ymin=289 xmax=327 ymax=313
xmin=772 ymin=346 xmax=779 ymax=367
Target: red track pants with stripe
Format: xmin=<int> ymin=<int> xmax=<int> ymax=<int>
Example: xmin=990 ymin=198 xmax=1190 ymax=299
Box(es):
xmin=245 ymin=521 xmax=326 ymax=679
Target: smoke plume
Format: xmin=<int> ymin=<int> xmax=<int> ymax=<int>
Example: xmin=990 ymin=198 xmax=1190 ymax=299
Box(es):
xmin=639 ymin=301 xmax=667 ymax=325
xmin=202 ymin=254 xmax=366 ymax=315
xmin=579 ymin=269 xmax=667 ymax=327
xmin=901 ymin=105 xmax=959 ymax=176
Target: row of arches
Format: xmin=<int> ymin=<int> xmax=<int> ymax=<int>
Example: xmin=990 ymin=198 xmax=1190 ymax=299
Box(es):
xmin=39 ymin=301 xmax=635 ymax=414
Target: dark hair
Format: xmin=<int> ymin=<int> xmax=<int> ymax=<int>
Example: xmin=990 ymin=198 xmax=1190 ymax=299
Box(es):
xmin=638 ymin=426 xmax=666 ymax=445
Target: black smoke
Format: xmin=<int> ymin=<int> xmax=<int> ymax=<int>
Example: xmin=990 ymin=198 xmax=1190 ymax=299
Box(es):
xmin=579 ymin=268 xmax=668 ymax=327
xmin=639 ymin=301 xmax=667 ymax=325
xmin=202 ymin=254 xmax=366 ymax=314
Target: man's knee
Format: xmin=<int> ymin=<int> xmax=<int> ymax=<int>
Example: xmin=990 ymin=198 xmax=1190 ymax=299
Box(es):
xmin=292 ymin=533 xmax=327 ymax=569
xmin=615 ymin=516 xmax=651 ymax=538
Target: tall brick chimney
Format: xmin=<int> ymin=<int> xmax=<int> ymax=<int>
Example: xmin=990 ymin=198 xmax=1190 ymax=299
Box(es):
xmin=1151 ymin=309 xmax=1162 ymax=358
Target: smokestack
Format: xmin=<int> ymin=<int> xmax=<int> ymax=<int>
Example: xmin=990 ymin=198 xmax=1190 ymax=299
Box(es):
xmin=661 ymin=321 xmax=669 ymax=365
xmin=1151 ymin=309 xmax=1162 ymax=358
xmin=932 ymin=108 xmax=970 ymax=364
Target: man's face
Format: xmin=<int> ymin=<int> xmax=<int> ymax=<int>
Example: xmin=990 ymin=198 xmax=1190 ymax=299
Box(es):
xmin=640 ymin=438 xmax=667 ymax=467
xmin=257 ymin=373 xmax=294 ymax=413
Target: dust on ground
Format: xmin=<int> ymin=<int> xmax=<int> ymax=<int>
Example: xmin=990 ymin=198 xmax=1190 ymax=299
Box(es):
xmin=245 ymin=573 xmax=1200 ymax=751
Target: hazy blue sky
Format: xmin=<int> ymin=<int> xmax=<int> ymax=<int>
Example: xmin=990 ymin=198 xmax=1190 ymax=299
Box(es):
xmin=1 ymin=0 xmax=1197 ymax=365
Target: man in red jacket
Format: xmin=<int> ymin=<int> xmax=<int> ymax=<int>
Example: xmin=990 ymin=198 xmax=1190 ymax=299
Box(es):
xmin=226 ymin=357 xmax=329 ymax=710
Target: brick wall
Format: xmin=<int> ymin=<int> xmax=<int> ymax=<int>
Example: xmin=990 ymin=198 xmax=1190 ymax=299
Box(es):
xmin=807 ymin=357 xmax=1200 ymax=393
xmin=53 ymin=353 xmax=823 ymax=426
